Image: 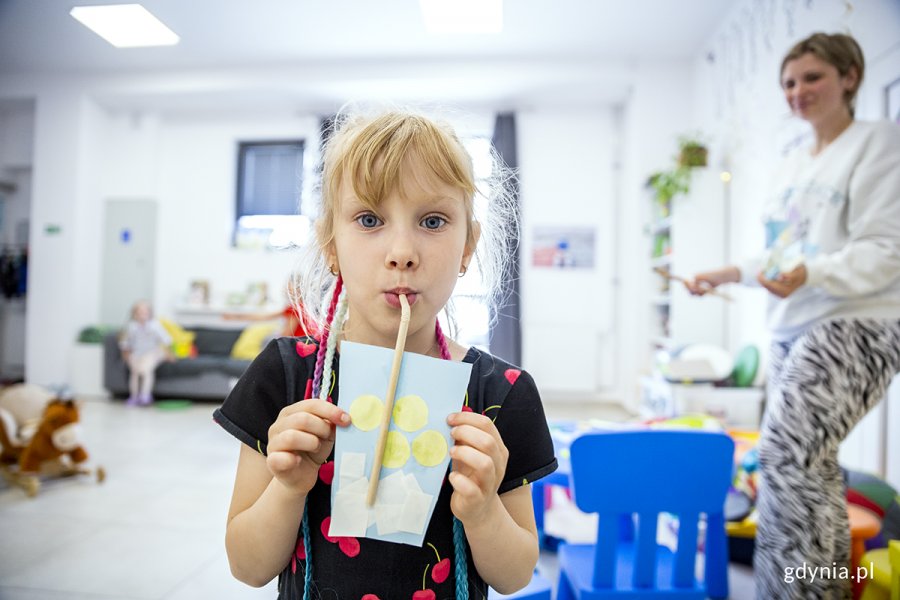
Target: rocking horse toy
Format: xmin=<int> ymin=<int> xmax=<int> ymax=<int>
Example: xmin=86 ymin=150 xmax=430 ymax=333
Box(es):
xmin=0 ymin=383 xmax=105 ymax=497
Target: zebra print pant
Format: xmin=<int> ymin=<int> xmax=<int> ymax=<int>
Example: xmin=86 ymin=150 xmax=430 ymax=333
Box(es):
xmin=754 ymin=318 xmax=900 ymax=599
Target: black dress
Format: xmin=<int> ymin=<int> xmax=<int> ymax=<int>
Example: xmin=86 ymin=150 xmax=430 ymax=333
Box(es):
xmin=214 ymin=337 xmax=558 ymax=600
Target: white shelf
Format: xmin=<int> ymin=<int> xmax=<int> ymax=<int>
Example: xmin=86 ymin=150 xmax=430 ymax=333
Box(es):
xmin=650 ymin=255 xmax=671 ymax=268
xmin=173 ymin=303 xmax=281 ymax=329
xmin=650 ymin=217 xmax=672 ymax=234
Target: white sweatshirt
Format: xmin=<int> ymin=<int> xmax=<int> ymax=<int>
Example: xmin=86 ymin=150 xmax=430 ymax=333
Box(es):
xmin=739 ymin=120 xmax=900 ymax=340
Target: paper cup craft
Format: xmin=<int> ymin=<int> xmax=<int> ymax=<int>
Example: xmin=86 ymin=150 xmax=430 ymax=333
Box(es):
xmin=329 ymin=341 xmax=472 ymax=546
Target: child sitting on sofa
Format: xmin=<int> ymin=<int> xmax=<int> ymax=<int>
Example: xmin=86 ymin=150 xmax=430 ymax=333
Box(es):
xmin=119 ymin=300 xmax=172 ymax=406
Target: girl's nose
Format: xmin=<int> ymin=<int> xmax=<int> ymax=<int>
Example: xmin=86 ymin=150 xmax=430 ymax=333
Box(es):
xmin=385 ymin=230 xmax=418 ymax=270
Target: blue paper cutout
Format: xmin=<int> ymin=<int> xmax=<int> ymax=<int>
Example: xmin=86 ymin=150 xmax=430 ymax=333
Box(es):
xmin=330 ymin=341 xmax=472 ymax=546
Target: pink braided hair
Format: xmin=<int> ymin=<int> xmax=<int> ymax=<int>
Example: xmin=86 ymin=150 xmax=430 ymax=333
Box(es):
xmin=434 ymin=318 xmax=452 ymax=361
xmin=312 ymin=275 xmax=343 ymax=399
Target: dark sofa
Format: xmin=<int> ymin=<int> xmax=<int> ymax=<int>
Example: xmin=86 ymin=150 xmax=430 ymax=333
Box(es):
xmin=103 ymin=327 xmax=252 ymax=401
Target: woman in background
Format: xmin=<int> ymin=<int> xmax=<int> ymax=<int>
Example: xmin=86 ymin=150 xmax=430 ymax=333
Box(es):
xmin=686 ymin=32 xmax=900 ymax=599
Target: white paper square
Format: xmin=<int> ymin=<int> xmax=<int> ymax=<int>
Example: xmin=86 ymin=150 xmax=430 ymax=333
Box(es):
xmin=374 ymin=503 xmax=404 ymax=535
xmin=404 ymin=472 xmax=423 ymax=493
xmin=340 ymin=452 xmax=366 ymax=486
xmin=375 ymin=471 xmax=409 ymax=505
xmin=398 ymin=489 xmax=433 ymax=534
xmin=329 ymin=489 xmax=370 ymax=537
xmin=340 ymin=476 xmax=369 ymax=495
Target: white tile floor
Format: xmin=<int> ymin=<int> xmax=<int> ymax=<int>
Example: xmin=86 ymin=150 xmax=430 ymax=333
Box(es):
xmin=0 ymin=397 xmax=755 ymax=599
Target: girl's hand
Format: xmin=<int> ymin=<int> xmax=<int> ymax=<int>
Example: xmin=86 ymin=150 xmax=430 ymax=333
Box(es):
xmin=446 ymin=411 xmax=509 ymax=525
xmin=266 ymin=399 xmax=349 ymax=496
xmin=758 ymin=264 xmax=807 ymax=298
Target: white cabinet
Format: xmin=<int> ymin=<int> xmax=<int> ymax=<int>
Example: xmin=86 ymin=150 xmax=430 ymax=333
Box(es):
xmin=640 ymin=376 xmax=765 ymax=429
xmin=68 ymin=342 xmax=108 ymax=398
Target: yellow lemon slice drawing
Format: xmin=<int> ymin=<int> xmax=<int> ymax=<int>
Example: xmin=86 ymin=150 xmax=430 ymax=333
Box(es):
xmin=412 ymin=430 xmax=448 ymax=467
xmin=392 ymin=395 xmax=428 ymax=432
xmin=382 ymin=431 xmax=410 ymax=468
xmin=348 ymin=395 xmax=383 ymax=431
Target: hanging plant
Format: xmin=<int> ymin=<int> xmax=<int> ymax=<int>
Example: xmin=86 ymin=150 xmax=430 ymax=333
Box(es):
xmin=677 ymin=135 xmax=708 ymax=168
xmin=645 ymin=134 xmax=708 ymax=211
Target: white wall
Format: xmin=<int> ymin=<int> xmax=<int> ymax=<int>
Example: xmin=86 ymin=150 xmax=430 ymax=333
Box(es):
xmin=25 ymin=90 xmax=95 ymax=385
xmin=102 ymin=110 xmax=319 ymax=312
xmin=619 ymin=61 xmax=694 ymax=408
xmin=518 ymin=108 xmax=617 ymax=397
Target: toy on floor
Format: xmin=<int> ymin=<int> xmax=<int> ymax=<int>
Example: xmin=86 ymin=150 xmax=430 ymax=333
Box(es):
xmin=0 ymin=383 xmax=105 ymax=497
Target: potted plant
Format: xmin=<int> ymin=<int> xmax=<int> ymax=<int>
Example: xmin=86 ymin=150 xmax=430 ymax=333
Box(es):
xmin=647 ymin=167 xmax=690 ymax=204
xmin=677 ymin=136 xmax=708 ymax=168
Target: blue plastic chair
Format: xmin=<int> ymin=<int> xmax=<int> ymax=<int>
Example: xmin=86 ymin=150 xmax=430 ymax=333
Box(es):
xmin=488 ymin=570 xmax=553 ymax=600
xmin=557 ymin=430 xmax=734 ymax=600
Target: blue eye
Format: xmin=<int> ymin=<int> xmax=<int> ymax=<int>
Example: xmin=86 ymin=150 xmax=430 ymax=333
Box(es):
xmin=422 ymin=215 xmax=446 ymax=230
xmin=357 ymin=213 xmax=382 ymax=228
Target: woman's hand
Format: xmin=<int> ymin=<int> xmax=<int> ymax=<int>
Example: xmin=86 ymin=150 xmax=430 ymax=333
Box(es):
xmin=446 ymin=411 xmax=509 ymax=525
xmin=266 ymin=399 xmax=349 ymax=496
xmin=758 ymin=264 xmax=808 ymax=298
xmin=684 ymin=266 xmax=741 ymax=296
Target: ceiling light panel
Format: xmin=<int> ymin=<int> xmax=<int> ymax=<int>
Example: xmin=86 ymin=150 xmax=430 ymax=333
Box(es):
xmin=70 ymin=4 xmax=179 ymax=48
xmin=420 ymin=0 xmax=503 ymax=34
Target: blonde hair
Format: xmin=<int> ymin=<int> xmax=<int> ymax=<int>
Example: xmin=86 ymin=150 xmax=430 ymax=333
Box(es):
xmin=296 ymin=108 xmax=518 ymax=335
xmin=781 ymin=32 xmax=865 ymax=115
xmin=129 ymin=299 xmax=152 ymax=320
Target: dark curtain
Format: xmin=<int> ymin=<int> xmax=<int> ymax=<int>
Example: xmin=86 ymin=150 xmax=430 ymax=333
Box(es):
xmin=489 ymin=113 xmax=522 ymax=365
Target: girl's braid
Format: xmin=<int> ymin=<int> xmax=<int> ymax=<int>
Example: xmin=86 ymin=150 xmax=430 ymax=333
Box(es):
xmin=318 ymin=290 xmax=348 ymax=402
xmin=435 ymin=318 xmax=470 ymax=600
xmin=303 ymin=276 xmax=345 ymax=599
xmin=312 ymin=276 xmax=343 ymax=398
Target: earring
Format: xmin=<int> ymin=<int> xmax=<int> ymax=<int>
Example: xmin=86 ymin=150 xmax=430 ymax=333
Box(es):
xmin=458 ymin=265 xmax=468 ymax=278
xmin=329 ymin=264 xmax=340 ymax=277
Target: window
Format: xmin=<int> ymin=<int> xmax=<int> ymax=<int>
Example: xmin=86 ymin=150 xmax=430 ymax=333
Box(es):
xmin=234 ymin=140 xmax=309 ymax=249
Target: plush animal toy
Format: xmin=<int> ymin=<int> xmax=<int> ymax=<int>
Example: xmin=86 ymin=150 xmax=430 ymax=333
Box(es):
xmin=0 ymin=384 xmax=104 ymax=497
xmin=19 ymin=398 xmax=89 ymax=473
xmin=0 ymin=383 xmax=54 ymax=465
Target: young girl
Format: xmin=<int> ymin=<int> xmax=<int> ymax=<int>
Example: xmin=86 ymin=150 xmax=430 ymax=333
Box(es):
xmin=119 ymin=300 xmax=172 ymax=406
xmin=214 ymin=110 xmax=558 ymax=599
xmin=686 ymin=33 xmax=900 ymax=599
